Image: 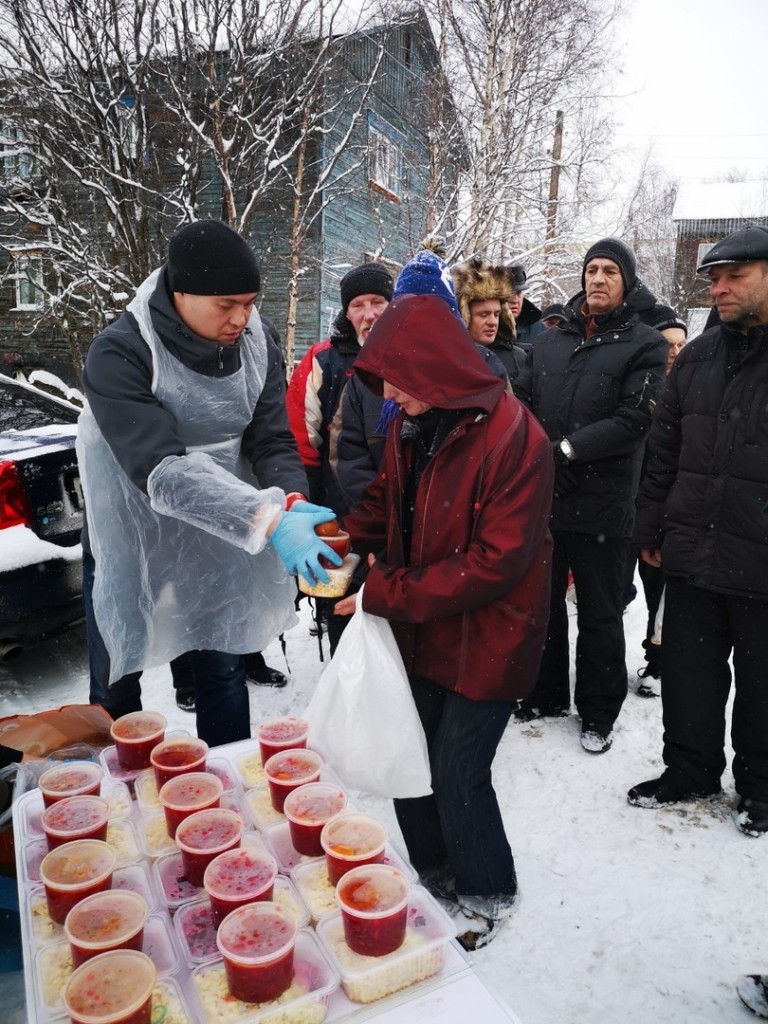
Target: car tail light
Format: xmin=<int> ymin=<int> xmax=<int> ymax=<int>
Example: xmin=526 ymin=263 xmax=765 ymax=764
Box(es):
xmin=0 ymin=460 xmax=33 ymax=529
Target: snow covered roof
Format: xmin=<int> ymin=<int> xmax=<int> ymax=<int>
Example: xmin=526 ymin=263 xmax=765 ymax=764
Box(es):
xmin=673 ymin=181 xmax=768 ymax=221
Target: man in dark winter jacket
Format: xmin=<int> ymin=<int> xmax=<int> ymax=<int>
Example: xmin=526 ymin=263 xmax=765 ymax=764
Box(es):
xmin=513 ymin=237 xmax=666 ymax=753
xmin=286 ymin=262 xmax=393 ymax=516
xmin=628 ymin=226 xmax=768 ymax=837
xmin=78 ymin=221 xmax=341 ymax=746
xmin=503 ymin=264 xmax=547 ymax=349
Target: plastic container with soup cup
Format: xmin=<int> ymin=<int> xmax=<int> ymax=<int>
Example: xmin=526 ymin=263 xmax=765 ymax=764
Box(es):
xmin=62 ymin=948 xmax=157 ymax=1024
xmin=320 ymin=812 xmax=387 ymax=886
xmin=256 ymin=716 xmax=309 ymax=765
xmin=110 ymin=711 xmax=167 ymax=772
xmin=284 ymin=782 xmax=347 ymax=857
xmin=336 ymin=863 xmax=410 ymax=957
xmin=215 ymin=900 xmax=298 ymax=1003
xmin=39 ymin=761 xmax=103 ymax=808
xmin=150 ymin=736 xmax=208 ymax=789
xmin=263 ymin=748 xmax=323 ymax=814
xmin=203 ymin=845 xmax=278 ymax=926
xmin=158 ymin=771 xmax=223 ymax=838
xmin=40 ymin=839 xmax=117 ymax=925
xmin=65 ymin=889 xmax=148 ymax=967
xmin=175 ymin=806 xmax=243 ymax=887
xmin=41 ymin=795 xmax=110 ymax=850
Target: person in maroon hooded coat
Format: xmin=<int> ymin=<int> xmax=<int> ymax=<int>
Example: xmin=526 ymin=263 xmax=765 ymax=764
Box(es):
xmin=334 ymin=294 xmax=554 ymax=949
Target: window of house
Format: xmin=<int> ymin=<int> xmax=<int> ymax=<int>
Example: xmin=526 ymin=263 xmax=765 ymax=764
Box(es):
xmin=116 ymin=95 xmax=139 ymax=161
xmin=696 ymin=242 xmax=714 ymax=266
xmin=1 ymin=123 xmax=34 ymax=179
xmin=12 ymin=254 xmax=44 ymax=311
xmin=368 ymin=114 xmax=403 ymax=200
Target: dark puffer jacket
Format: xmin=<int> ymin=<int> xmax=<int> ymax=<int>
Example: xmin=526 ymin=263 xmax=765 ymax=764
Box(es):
xmin=634 ymin=321 xmax=768 ymax=599
xmin=514 ymin=283 xmax=666 ymax=537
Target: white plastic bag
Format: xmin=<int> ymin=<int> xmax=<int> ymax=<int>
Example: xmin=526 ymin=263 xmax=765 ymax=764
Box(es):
xmin=304 ymin=585 xmax=432 ymax=799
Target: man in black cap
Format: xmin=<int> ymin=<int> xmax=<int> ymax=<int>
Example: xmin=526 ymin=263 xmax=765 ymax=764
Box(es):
xmin=77 ymin=220 xmax=341 ymax=746
xmin=513 ymin=237 xmax=666 ymax=753
xmin=503 ymin=264 xmax=546 ymax=349
xmin=628 ymin=225 xmax=768 ymax=836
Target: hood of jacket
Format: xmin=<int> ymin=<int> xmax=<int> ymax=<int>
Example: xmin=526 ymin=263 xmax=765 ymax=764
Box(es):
xmin=354 ymin=293 xmax=507 ymax=414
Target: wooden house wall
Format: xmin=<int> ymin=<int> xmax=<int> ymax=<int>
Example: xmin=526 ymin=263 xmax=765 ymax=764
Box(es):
xmin=674 ymin=215 xmax=768 ymax=310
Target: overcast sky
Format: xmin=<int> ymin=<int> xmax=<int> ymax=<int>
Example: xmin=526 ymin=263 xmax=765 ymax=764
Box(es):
xmin=614 ymin=0 xmax=768 ymax=185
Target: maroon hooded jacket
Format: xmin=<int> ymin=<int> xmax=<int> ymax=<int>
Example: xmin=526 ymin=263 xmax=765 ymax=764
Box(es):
xmin=344 ymin=294 xmax=554 ymax=702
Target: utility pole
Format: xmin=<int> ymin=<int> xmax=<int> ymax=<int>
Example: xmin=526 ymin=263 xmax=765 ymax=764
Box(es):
xmin=546 ymin=110 xmax=564 ymax=241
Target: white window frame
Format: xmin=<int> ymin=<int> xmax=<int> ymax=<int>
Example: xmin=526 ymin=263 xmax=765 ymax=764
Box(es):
xmin=12 ymin=254 xmax=44 ymax=311
xmin=367 ymin=114 xmax=403 ymax=199
xmin=697 ymin=242 xmax=714 ymax=266
xmin=1 ymin=123 xmax=34 ymax=179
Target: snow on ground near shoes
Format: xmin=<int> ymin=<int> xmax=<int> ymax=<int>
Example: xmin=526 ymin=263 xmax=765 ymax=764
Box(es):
xmin=737 ymin=975 xmax=768 ymax=1018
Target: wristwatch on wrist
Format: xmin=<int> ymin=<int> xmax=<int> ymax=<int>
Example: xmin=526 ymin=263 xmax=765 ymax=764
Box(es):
xmin=559 ymin=438 xmax=576 ymax=462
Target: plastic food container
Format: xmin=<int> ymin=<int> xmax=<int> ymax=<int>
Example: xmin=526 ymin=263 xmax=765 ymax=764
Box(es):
xmin=150 ymin=737 xmax=208 ymax=789
xmin=110 ymin=711 xmax=167 ymax=772
xmin=42 ymin=795 xmax=110 ymax=850
xmin=216 ymin=901 xmax=298 ymax=1003
xmin=159 ymin=772 xmax=223 ymax=838
xmin=283 ymin=783 xmax=347 ymax=858
xmin=39 ymin=839 xmax=116 ymax=924
xmin=203 ymin=846 xmax=278 ymax=926
xmin=190 ymin=928 xmax=339 ymax=1024
xmin=320 ymin=813 xmax=387 ymax=886
xmin=175 ymin=807 xmax=243 ymax=887
xmin=257 ymin=717 xmax=309 ymax=766
xmin=174 ymin=875 xmax=309 ymax=966
xmin=315 ymin=886 xmax=455 ymax=1003
xmin=62 ymin=948 xmax=157 ymax=1024
xmin=298 ymin=552 xmax=360 ymax=598
xmin=39 ymin=761 xmax=104 ymax=808
xmin=264 ymin=749 xmax=323 ymax=814
xmin=336 ymin=864 xmax=410 ymax=957
xmin=65 ymin=889 xmax=148 ymax=966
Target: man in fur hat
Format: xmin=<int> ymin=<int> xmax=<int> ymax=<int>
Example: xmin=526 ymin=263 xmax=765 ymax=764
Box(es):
xmin=451 ymin=257 xmax=527 ymax=380
xmin=512 ymin=238 xmax=666 ymax=754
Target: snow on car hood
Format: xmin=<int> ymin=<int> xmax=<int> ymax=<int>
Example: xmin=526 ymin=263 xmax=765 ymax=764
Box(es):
xmin=0 ymin=424 xmax=78 ymax=461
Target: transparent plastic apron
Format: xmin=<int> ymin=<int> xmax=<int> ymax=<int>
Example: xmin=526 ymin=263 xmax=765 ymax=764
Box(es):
xmin=77 ymin=269 xmax=297 ymax=683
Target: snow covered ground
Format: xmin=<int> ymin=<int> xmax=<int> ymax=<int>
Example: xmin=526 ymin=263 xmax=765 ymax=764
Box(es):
xmin=0 ymin=581 xmax=765 ymax=1023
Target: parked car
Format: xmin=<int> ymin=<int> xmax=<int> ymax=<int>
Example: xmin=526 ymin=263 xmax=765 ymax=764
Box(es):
xmin=0 ymin=374 xmax=83 ymax=657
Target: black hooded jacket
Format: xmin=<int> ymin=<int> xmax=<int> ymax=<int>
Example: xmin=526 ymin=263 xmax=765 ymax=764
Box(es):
xmin=513 ymin=281 xmax=667 ymax=537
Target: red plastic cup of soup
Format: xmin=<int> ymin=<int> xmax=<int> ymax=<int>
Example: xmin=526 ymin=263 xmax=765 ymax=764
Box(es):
xmin=65 ymin=889 xmax=148 ymax=967
xmin=176 ymin=807 xmax=243 ymax=887
xmin=110 ymin=711 xmax=167 ymax=772
xmin=216 ymin=901 xmax=298 ymax=1004
xmin=320 ymin=813 xmax=387 ymax=886
xmin=337 ymin=863 xmax=410 ymax=957
xmin=319 ymin=530 xmax=351 ymax=569
xmin=150 ymin=736 xmax=208 ymax=789
xmin=158 ymin=771 xmax=223 ymax=838
xmin=40 ymin=839 xmax=116 ymax=925
xmin=39 ymin=761 xmax=103 ymax=809
xmin=42 ymin=795 xmax=110 ymax=850
xmin=203 ymin=846 xmax=278 ymax=926
xmin=63 ymin=949 xmax=156 ymax=1024
xmin=283 ymin=782 xmax=347 ymax=857
xmin=257 ymin=717 xmax=309 ymax=765
xmin=264 ymin=748 xmax=323 ymax=813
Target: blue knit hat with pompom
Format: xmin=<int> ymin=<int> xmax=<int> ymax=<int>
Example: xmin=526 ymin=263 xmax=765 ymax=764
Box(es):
xmin=393 ymin=249 xmax=462 ymax=320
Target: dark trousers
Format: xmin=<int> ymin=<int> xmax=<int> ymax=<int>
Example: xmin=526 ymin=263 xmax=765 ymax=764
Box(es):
xmin=83 ymin=553 xmax=250 ymax=747
xmin=393 ymin=676 xmax=517 ymax=897
xmin=661 ymin=577 xmax=768 ymax=801
xmin=532 ymin=531 xmax=628 ymax=727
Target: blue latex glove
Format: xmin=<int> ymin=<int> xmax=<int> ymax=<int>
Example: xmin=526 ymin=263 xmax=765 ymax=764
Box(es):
xmin=269 ymin=504 xmax=343 ymax=585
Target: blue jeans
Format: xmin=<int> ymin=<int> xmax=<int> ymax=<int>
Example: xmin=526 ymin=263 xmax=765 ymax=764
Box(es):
xmin=82 ymin=552 xmax=250 ymax=747
xmin=394 ymin=676 xmax=517 ymax=897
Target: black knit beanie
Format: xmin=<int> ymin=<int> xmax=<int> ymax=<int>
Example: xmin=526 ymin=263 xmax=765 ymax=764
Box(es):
xmin=581 ymin=238 xmax=637 ymax=292
xmin=340 ymin=263 xmax=394 ymax=311
xmin=167 ymin=221 xmax=261 ymax=295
